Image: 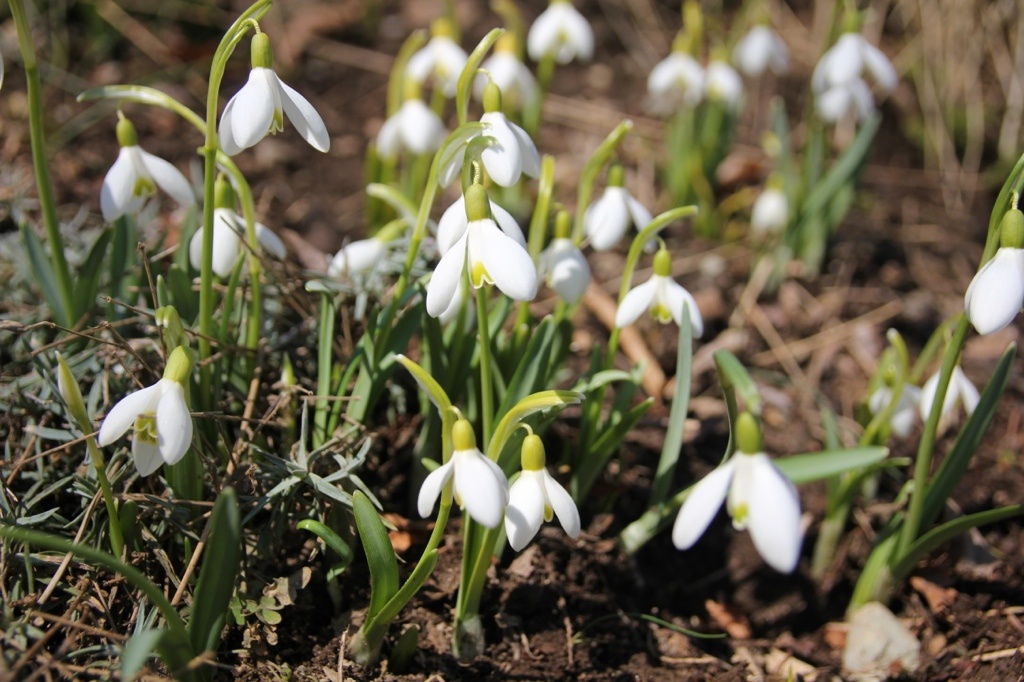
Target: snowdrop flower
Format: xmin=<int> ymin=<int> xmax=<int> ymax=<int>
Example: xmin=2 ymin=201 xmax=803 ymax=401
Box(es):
xmin=189 ymin=176 xmax=285 ymax=278
xmin=328 ymin=238 xmax=387 ymax=278
xmin=97 ymin=346 xmax=193 ymax=477
xmin=218 ymin=32 xmax=330 ymax=156
xmin=812 ymin=32 xmax=897 ymax=96
xmin=440 ymin=83 xmax=540 ymax=187
xmin=419 ymin=418 xmax=509 ymax=529
xmin=527 ymin=0 xmax=594 ymax=65
xmin=406 ymin=18 xmax=468 ymax=98
xmin=376 ymin=82 xmax=447 ymax=158
xmin=868 ymin=384 xmax=922 ymax=439
xmin=101 ymin=115 xmax=195 ymax=222
xmin=733 ymin=25 xmax=789 ymax=77
xmin=426 ymin=183 xmax=537 ymax=317
xmin=750 ymin=181 xmax=789 ymax=235
xmin=476 ymin=33 xmax=539 ymax=110
xmin=704 ymin=60 xmax=743 ymax=108
xmin=584 ymin=165 xmax=652 ymax=251
xmin=437 ymin=192 xmax=525 ymax=254
xmin=615 ymin=246 xmax=704 ymax=336
xmin=919 ymin=365 xmax=979 ymax=423
xmin=647 ymin=37 xmax=705 ymax=112
xmin=816 ymin=77 xmax=875 ymax=124
xmin=672 ymin=413 xmax=803 ymax=573
xmin=539 ymin=210 xmax=589 ymax=303
xmin=965 ymin=209 xmax=1024 ymax=335
xmin=505 ymin=433 xmax=580 ymax=550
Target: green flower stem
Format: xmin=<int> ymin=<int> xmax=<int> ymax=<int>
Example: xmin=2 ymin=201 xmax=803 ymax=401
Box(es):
xmin=514 ymin=155 xmax=555 ymax=335
xmin=526 ymin=52 xmax=556 ymax=137
xmin=475 ymin=286 xmax=494 ymax=445
xmin=314 ymin=291 xmax=336 ymax=448
xmin=572 ymin=120 xmax=634 ymax=244
xmin=11 ymin=0 xmax=76 ymax=327
xmin=84 ymin=432 xmax=125 ymax=557
xmin=198 ymin=0 xmax=272 ymax=407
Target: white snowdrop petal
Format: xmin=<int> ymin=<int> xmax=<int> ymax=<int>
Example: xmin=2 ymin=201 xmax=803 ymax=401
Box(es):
xmin=209 ymin=212 xmax=245 ymax=278
xmin=255 ymin=222 xmax=286 ymax=260
xmin=481 ymin=113 xmax=523 ymax=187
xmin=405 ymin=45 xmax=436 ymax=85
xmin=542 ymin=469 xmax=581 ymax=538
xmin=509 ymin=121 xmax=541 ymax=178
xmin=277 ymin=75 xmax=331 ymax=152
xmin=490 ymin=200 xmax=527 ymax=247
xmin=955 ymin=368 xmax=980 ymax=416
xmin=862 ymin=42 xmax=897 ymax=93
xmin=745 ymin=454 xmax=803 ymax=573
xmin=438 ymin=197 xmax=470 ymax=254
xmin=662 ymin=279 xmax=704 ymax=337
xmin=564 ymin=7 xmax=594 ymax=61
xmin=330 ymin=239 xmax=385 ymax=277
xmin=826 ymin=35 xmax=863 ymax=87
xmin=547 ymin=240 xmax=590 ymax=303
xmin=816 ymin=85 xmax=851 ymax=123
xmin=402 ymin=100 xmax=447 ymax=155
xmin=418 ymin=460 xmax=455 ymax=518
xmin=454 ymin=450 xmax=507 ymax=529
xmin=615 ymin=278 xmax=658 ymax=328
xmin=133 ymin=439 xmax=165 ymax=477
xmin=100 ymin=148 xmax=137 ymax=222
xmin=850 ymin=79 xmax=875 ymax=122
xmin=98 ymin=382 xmax=162 ymax=446
xmin=505 ymin=473 xmax=546 ymax=551
xmin=155 ymin=381 xmax=192 ymax=466
xmin=965 ymin=248 xmax=1024 ymax=335
xmin=527 ymin=7 xmax=564 ymax=62
xmin=375 ymin=114 xmax=402 ymax=158
xmin=585 ymin=191 xmax=629 ymax=251
xmin=138 ymin=149 xmax=195 ymax=209
xmin=426 ymin=235 xmax=468 ymax=317
xmin=217 ymin=93 xmax=244 ymax=156
xmin=671 ymin=460 xmax=736 ymax=550
xmin=479 ymin=220 xmax=538 ymax=302
xmin=223 ymin=68 xmax=277 ymax=153
xmin=625 ymin=193 xmax=653 ymax=232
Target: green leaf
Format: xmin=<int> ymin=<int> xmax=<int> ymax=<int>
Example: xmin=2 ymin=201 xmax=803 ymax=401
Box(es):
xmin=353 ymin=491 xmax=399 ymax=622
xmin=395 ymin=354 xmax=452 ymax=415
xmin=801 ymin=113 xmax=880 ymax=219
xmin=189 ymin=488 xmax=241 ymax=657
xmin=495 ymin=316 xmax=557 ymax=420
xmin=74 ymin=227 xmax=112 ymax=316
xmin=20 ymin=222 xmax=67 ymax=324
xmin=573 ymin=397 xmax=654 ymax=501
xmin=649 ymin=301 xmax=693 ymax=507
xmin=921 ymin=344 xmax=1015 ymax=530
xmin=775 ymin=446 xmax=890 ymax=484
xmin=297 ymin=519 xmax=355 ymax=568
xmin=571 ymin=369 xmax=634 ymax=394
xmin=456 ymin=28 xmax=504 ymax=125
xmin=488 ymin=390 xmax=582 ymax=461
xmin=121 ymin=629 xmax=165 ymax=681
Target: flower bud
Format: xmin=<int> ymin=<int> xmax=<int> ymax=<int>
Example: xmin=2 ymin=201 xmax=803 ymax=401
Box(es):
xmin=55 ymin=352 xmax=90 ymax=428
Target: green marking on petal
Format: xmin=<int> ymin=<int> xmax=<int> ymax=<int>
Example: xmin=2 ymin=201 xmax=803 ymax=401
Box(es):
xmin=134 ymin=414 xmax=158 ymax=445
xmin=544 ymin=504 xmax=553 ymax=523
xmin=271 ymin=109 xmax=285 ymax=134
xmin=731 ymin=502 xmax=749 ymax=529
xmin=132 ymin=176 xmax=156 ymax=198
xmin=471 ymin=261 xmax=490 ymax=287
xmin=651 ymin=303 xmax=672 ymax=323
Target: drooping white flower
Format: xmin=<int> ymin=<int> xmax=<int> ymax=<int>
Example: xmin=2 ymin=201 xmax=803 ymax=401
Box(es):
xmin=750 ymin=186 xmax=789 ymax=235
xmin=189 ymin=208 xmax=286 ymax=278
xmin=426 ymin=185 xmax=537 ymax=317
xmin=436 ymin=193 xmax=525 ymax=254
xmin=376 ymin=95 xmax=447 ymax=158
xmin=615 ymin=247 xmax=704 ymax=336
xmin=328 ymin=238 xmax=387 ymax=278
xmin=440 ymin=83 xmax=541 ymax=188
xmin=539 ymin=237 xmax=590 ymax=304
xmin=101 ymin=116 xmax=195 ymax=222
xmin=816 ymin=77 xmax=875 ymax=124
xmin=527 ymin=0 xmax=594 ymax=65
xmin=733 ymin=25 xmax=789 ymax=77
xmin=218 ymin=33 xmax=330 ymax=156
xmin=812 ymin=32 xmax=897 ymax=96
xmin=476 ymin=34 xmax=539 ymax=110
xmin=97 ymin=347 xmax=193 ymax=477
xmin=672 ymin=413 xmax=803 ymax=573
xmin=704 ymin=60 xmax=743 ymax=107
xmin=868 ymin=385 xmax=922 ymax=439
xmin=919 ymin=366 xmax=980 ymax=423
xmin=583 ymin=166 xmax=652 ymax=251
xmin=406 ymin=18 xmax=468 ymax=98
xmin=647 ymin=50 xmax=705 ymax=111
xmin=505 ymin=434 xmax=580 ymax=551
xmin=965 ymin=246 xmax=1024 ymax=335
xmin=418 ymin=418 xmax=509 ymax=529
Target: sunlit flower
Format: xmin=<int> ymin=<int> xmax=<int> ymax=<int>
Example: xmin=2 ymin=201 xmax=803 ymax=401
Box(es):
xmin=418 ymin=418 xmax=509 ymax=529
xmin=505 ymin=434 xmax=580 ymax=550
xmin=965 ymin=246 xmax=1024 ymax=335
xmin=704 ymin=60 xmax=743 ymax=107
xmin=406 ymin=18 xmax=468 ymax=98
xmin=527 ymin=0 xmax=594 ymax=65
xmin=328 ymin=238 xmax=387 ymax=278
xmin=539 ymin=237 xmax=590 ymax=304
xmin=919 ymin=366 xmax=979 ymax=422
xmin=816 ymin=77 xmax=875 ymax=124
xmin=750 ymin=186 xmax=788 ymax=235
xmin=101 ymin=116 xmax=195 ymax=222
xmin=376 ymin=94 xmax=447 ymax=158
xmin=97 ymin=347 xmax=193 ymax=477
xmin=615 ymin=247 xmax=704 ymax=336
xmin=189 ymin=208 xmax=286 ymax=278
xmin=584 ymin=165 xmax=652 ymax=251
xmin=476 ymin=34 xmax=538 ymax=110
xmin=811 ymin=32 xmax=897 ymax=96
xmin=647 ymin=49 xmax=704 ymax=112
xmin=436 ymin=193 xmax=525 ymax=254
xmin=426 ymin=185 xmax=537 ymax=317
xmin=218 ymin=33 xmax=330 ymax=156
xmin=733 ymin=25 xmax=789 ymax=77
xmin=672 ymin=413 xmax=802 ymax=573
xmin=868 ymin=385 xmax=922 ymax=439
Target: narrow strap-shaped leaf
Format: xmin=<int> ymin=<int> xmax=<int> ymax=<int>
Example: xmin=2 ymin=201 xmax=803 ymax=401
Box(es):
xmin=775 ymin=446 xmax=889 ymax=483
xmin=20 ymin=222 xmax=66 ymax=325
xmin=573 ymin=397 xmax=654 ymax=501
xmin=297 ymin=519 xmax=354 ymax=568
xmin=495 ymin=317 xmax=556 ymax=419
xmin=74 ymin=227 xmax=112 ymax=317
xmin=353 ymin=491 xmax=399 ymax=621
xmin=801 ymin=113 xmax=880 ymax=219
xmin=649 ymin=301 xmax=693 ymax=508
xmin=121 ymin=629 xmax=165 ymax=682
xmin=189 ymin=487 xmax=241 ymax=657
